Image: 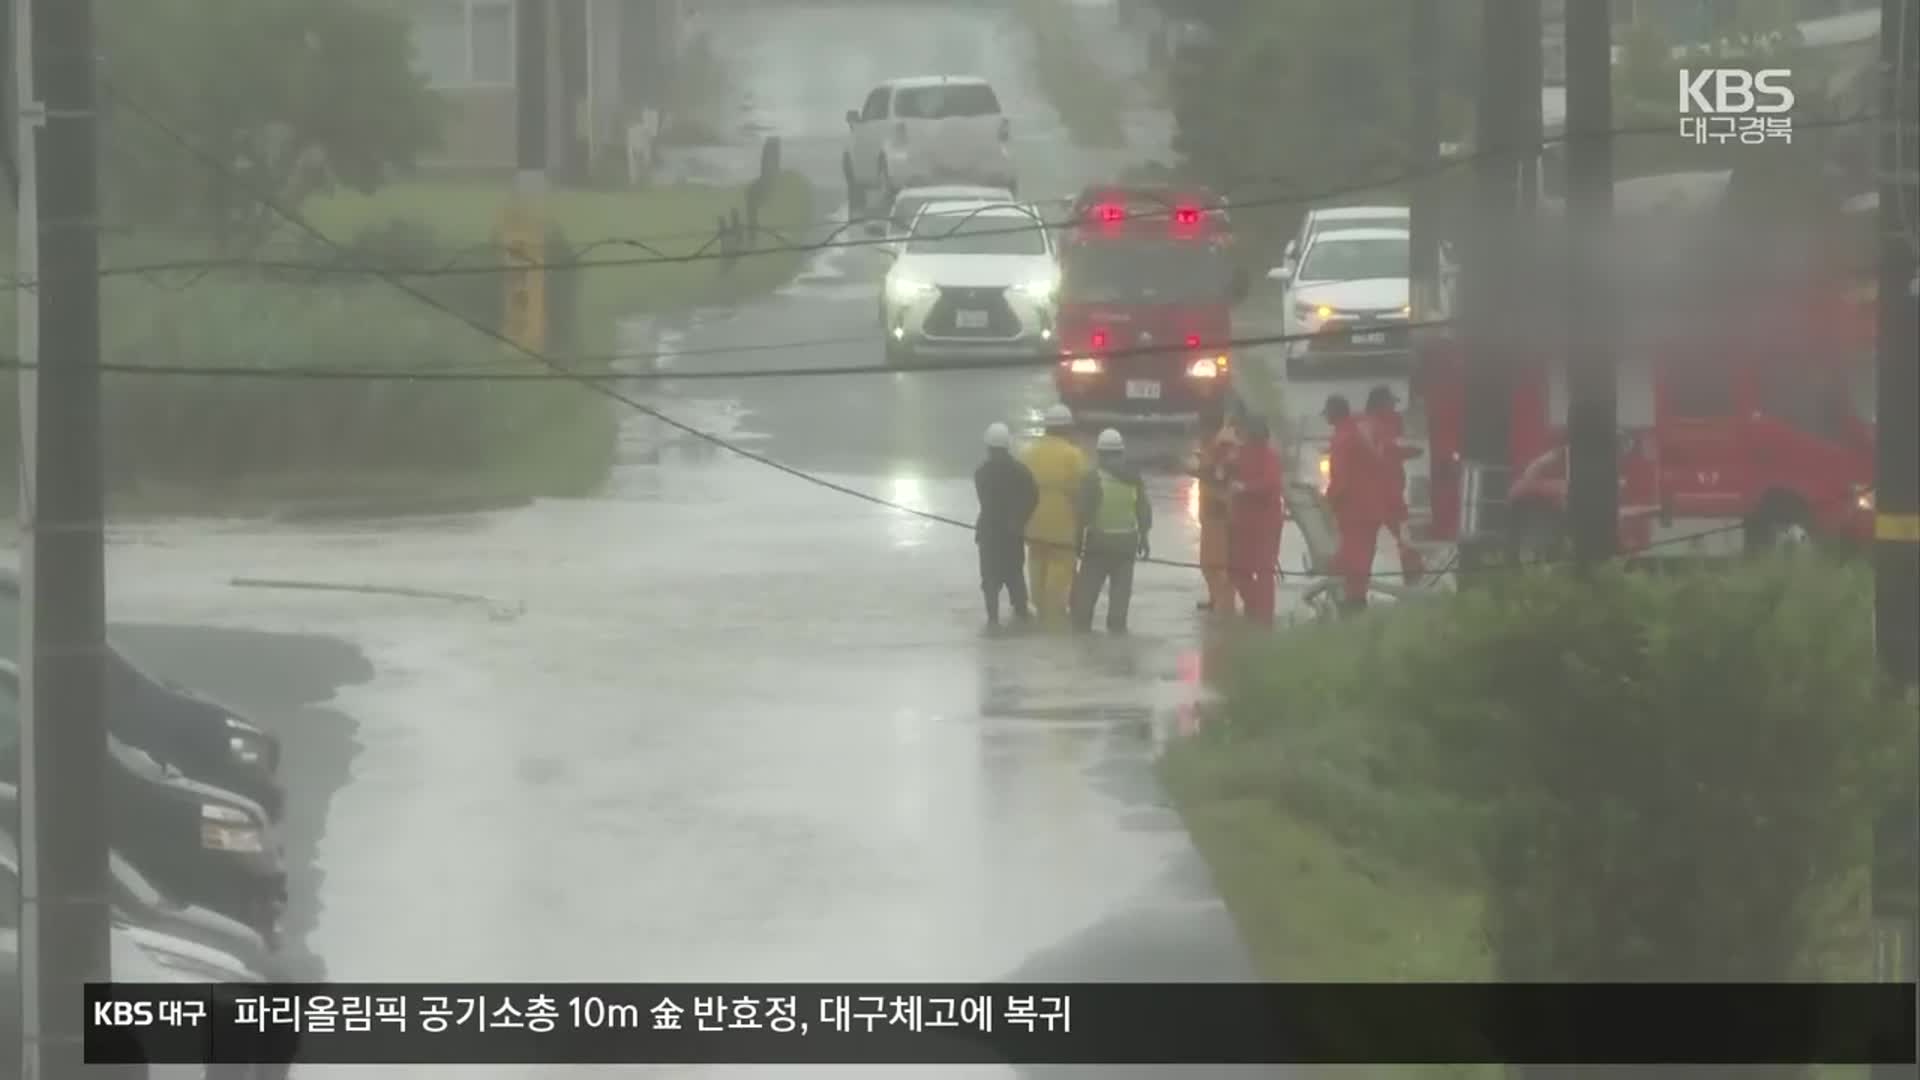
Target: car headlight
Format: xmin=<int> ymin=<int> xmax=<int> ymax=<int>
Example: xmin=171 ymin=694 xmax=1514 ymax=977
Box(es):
xmin=201 ymin=803 xmax=265 ymax=854
xmin=1016 ymin=277 xmax=1058 ymax=302
xmin=886 ymin=277 xmax=934 ymax=303
xmin=1854 ymin=485 xmax=1874 ymax=512
xmin=228 ymin=734 xmax=265 ymax=768
xmin=222 ymin=714 xmax=274 ymax=770
xmin=1294 ymin=301 xmax=1335 ymax=326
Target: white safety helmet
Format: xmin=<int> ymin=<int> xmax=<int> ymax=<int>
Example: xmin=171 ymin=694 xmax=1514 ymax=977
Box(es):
xmin=983 ymin=422 xmax=1011 ymax=449
xmin=1043 ymin=403 xmax=1074 ymax=429
xmin=1096 ymin=428 xmax=1125 ymax=453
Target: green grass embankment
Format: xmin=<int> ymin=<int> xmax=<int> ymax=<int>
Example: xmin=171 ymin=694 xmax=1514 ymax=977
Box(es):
xmin=1162 ymin=558 xmax=1911 ymax=1080
xmin=1 ymin=174 xmax=816 ymax=515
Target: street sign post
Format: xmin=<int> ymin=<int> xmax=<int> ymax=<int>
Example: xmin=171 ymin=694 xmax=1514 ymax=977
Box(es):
xmin=499 ymin=200 xmax=547 ymax=354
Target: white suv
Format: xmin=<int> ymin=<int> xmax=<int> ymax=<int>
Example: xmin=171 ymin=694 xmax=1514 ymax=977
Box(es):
xmin=844 ymin=76 xmax=1017 ymax=215
xmin=880 ymin=201 xmax=1058 ymax=366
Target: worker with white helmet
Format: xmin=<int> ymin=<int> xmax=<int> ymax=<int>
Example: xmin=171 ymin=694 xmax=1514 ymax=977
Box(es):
xmin=974 ymin=421 xmax=1039 ymax=628
xmin=1071 ymin=427 xmax=1153 ymax=633
xmin=1019 ymin=403 xmax=1089 ymax=627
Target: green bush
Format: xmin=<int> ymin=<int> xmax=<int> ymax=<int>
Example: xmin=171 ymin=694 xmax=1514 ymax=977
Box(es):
xmin=1195 ymin=557 xmax=1914 ymax=990
xmin=1386 ymin=560 xmax=1913 ymax=982
xmin=0 ymin=275 xmax=617 ymax=507
xmin=285 ymin=215 xmax=583 ymax=360
xmin=1014 ymin=0 xmax=1130 ymax=149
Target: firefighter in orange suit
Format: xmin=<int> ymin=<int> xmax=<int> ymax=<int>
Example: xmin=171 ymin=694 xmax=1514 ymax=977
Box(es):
xmin=1020 ymin=404 xmax=1090 ymax=626
xmin=1189 ymin=401 xmax=1240 ymax=613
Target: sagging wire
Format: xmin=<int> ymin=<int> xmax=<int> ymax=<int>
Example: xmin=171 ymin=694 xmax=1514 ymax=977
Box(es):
xmin=87 ymin=75 xmax=1855 ymax=587
xmin=0 ymin=113 xmax=1881 ymax=293
xmin=0 ymin=318 xmax=1459 ymax=381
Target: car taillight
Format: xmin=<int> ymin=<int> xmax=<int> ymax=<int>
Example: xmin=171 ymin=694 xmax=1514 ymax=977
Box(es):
xmin=1095 ymin=204 xmax=1125 ymax=224
xmin=998 ymin=117 xmax=1010 ymax=143
xmin=1090 ymin=329 xmax=1108 ymax=350
xmin=1184 ymin=334 xmax=1200 ymax=349
xmin=1173 ymin=206 xmax=1200 ymax=225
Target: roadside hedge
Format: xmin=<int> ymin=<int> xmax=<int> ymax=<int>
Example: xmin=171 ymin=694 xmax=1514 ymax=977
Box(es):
xmin=0 ymin=274 xmax=617 ymax=510
xmin=1169 ymin=556 xmax=1916 ymax=1002
xmin=1 ymin=173 xmax=820 ymax=513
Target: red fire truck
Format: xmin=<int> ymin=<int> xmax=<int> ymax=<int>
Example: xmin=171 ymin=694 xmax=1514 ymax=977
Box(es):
xmin=1052 ymin=185 xmax=1247 ymax=425
xmin=1412 ymin=169 xmax=1876 ymax=560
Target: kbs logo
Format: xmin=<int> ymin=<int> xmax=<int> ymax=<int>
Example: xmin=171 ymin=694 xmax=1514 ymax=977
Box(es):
xmin=1679 ymin=69 xmax=1795 ymax=114
xmin=93 ymin=1000 xmax=154 ymax=1026
xmin=1677 ymin=69 xmax=1794 ymax=146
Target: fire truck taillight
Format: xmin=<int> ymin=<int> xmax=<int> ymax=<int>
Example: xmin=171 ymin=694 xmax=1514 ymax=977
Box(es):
xmin=1185 ymin=334 xmax=1201 ymax=348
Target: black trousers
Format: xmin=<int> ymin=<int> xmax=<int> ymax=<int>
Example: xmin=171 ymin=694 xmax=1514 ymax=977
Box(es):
xmin=979 ymin=538 xmax=1029 ymax=619
xmin=1071 ymin=537 xmax=1137 ymax=632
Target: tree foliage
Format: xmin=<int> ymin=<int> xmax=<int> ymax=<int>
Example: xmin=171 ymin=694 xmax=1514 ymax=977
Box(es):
xmin=100 ymin=0 xmax=444 ymax=252
xmin=1152 ymin=0 xmax=1479 ymax=250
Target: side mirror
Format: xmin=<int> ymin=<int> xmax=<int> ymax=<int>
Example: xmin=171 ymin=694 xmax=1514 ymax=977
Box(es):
xmin=846 ymin=109 xmax=861 ymax=126
xmin=1267 ymin=265 xmax=1292 ymax=283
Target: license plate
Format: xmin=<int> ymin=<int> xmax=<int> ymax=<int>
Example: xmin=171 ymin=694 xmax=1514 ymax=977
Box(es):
xmin=1126 ymin=380 xmax=1161 ymax=400
xmin=956 ymin=309 xmax=989 ymax=329
xmin=1353 ymin=331 xmax=1388 ymax=346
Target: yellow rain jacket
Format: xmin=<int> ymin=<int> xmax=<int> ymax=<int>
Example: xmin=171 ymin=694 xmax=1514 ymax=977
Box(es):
xmin=1020 ymin=434 xmax=1089 ymax=546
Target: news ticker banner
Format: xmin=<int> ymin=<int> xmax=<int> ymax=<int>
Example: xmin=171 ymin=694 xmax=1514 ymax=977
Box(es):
xmin=86 ymin=982 xmax=1916 ymax=1066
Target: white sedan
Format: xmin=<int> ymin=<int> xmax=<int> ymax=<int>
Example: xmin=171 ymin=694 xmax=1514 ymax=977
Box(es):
xmin=1272 ymin=226 xmax=1413 ymax=372
xmin=879 ymin=183 xmax=1015 ymax=235
xmin=880 ymin=201 xmax=1060 ymax=366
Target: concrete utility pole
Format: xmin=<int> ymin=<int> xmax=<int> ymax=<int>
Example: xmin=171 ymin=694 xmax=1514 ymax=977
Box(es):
xmin=18 ymin=0 xmax=111 ymax=1077
xmin=545 ymin=0 xmax=570 ymax=187
xmin=1407 ymin=0 xmax=1440 ymax=315
xmin=1871 ymin=0 xmax=1920 ymax=1072
xmin=1563 ymin=0 xmax=1616 ymax=567
xmin=517 ymin=0 xmax=549 ymax=194
xmin=1458 ymin=0 xmax=1540 ymax=575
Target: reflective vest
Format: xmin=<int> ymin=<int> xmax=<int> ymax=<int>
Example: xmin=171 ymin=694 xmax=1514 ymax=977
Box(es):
xmin=1094 ymin=469 xmax=1140 ymax=537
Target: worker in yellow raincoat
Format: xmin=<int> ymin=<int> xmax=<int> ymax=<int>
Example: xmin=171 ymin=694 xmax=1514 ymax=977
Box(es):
xmin=1020 ymin=404 xmax=1089 ymax=626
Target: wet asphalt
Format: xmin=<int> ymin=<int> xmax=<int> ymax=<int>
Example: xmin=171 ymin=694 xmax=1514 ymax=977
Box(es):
xmin=85 ymin=3 xmax=1343 ymax=1076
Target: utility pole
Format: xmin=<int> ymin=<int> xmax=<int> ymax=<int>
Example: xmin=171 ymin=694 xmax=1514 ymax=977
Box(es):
xmin=517 ymin=0 xmax=549 ymax=195
xmin=1408 ymin=0 xmax=1440 ymax=315
xmin=1458 ymin=0 xmax=1538 ymax=576
xmin=1563 ymin=0 xmax=1616 ymax=567
xmin=1871 ymin=1 xmax=1920 ymax=1077
xmin=10 ymin=6 xmax=43 ymax=1070
xmin=545 ymin=0 xmax=569 ymax=188
xmin=18 ymin=0 xmax=110 ymax=1079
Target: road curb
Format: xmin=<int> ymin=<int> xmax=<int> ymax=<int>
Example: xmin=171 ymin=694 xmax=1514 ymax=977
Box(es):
xmin=267 ymin=494 xmax=535 ymax=523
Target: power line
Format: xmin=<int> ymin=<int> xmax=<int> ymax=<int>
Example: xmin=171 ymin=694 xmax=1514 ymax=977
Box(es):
xmin=2 ymin=113 xmax=1879 ymax=293
xmin=87 ymin=79 xmax=1867 ymax=585
xmin=0 ymin=319 xmax=1459 ymax=381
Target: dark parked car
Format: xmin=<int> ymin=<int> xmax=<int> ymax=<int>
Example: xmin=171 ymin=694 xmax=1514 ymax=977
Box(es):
xmin=3 ymin=842 xmax=283 ymax=1079
xmin=1 ymin=662 xmax=287 ymax=944
xmin=1 ymin=781 xmax=280 ymax=977
xmin=0 ymin=568 xmax=284 ymax=820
